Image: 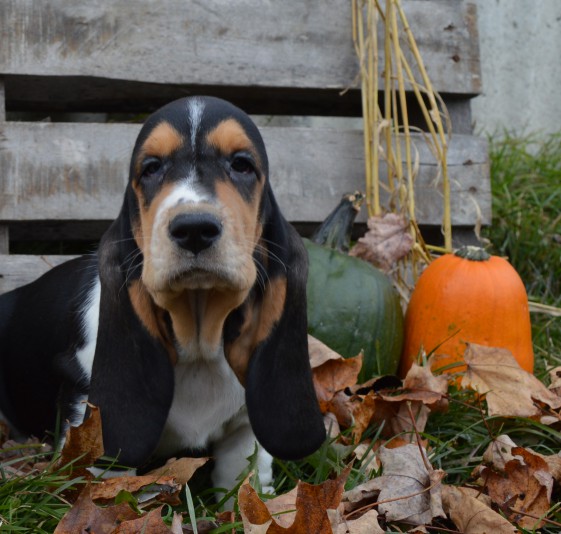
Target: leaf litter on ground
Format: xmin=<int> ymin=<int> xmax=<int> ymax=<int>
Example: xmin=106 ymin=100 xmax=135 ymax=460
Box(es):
xmin=3 ymin=337 xmax=561 ymax=532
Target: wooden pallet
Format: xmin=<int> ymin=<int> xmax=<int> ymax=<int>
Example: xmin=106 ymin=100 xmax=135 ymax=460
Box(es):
xmin=0 ymin=0 xmax=488 ymax=294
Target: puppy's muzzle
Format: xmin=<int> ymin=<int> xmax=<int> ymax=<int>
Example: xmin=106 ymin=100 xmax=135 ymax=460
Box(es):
xmin=168 ymin=213 xmax=223 ymax=255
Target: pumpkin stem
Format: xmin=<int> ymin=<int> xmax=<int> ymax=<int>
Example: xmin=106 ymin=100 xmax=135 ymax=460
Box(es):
xmin=311 ymin=191 xmax=365 ymax=253
xmin=454 ymin=246 xmax=491 ymax=261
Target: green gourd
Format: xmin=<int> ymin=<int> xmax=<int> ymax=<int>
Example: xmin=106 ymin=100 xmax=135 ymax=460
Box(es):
xmin=305 ymin=193 xmax=404 ymax=381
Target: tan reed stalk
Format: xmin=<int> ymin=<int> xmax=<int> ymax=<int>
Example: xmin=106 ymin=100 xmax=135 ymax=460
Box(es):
xmin=352 ymin=0 xmax=454 ymax=272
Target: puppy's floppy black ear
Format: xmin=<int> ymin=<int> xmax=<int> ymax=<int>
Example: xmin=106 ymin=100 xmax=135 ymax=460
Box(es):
xmin=87 ymin=203 xmax=174 ymax=467
xmin=245 ymin=192 xmax=326 ymax=460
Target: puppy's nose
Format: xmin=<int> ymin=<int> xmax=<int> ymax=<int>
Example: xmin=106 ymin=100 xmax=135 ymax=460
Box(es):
xmin=169 ymin=213 xmax=222 ymax=254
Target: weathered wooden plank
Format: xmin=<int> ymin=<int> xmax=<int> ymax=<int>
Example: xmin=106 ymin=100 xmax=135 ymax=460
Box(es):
xmin=1 ymin=0 xmax=481 ymax=100
xmin=0 ymin=122 xmax=490 ymax=226
xmin=0 ymin=78 xmax=9 ymax=253
xmin=0 ymin=254 xmax=75 ymax=294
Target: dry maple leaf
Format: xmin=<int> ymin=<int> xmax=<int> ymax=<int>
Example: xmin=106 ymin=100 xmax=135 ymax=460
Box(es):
xmin=238 ymin=467 xmax=350 ymax=533
xmin=442 ymin=485 xmax=517 ymax=534
xmin=349 ymin=213 xmax=414 ymax=272
xmin=461 ymin=343 xmax=561 ymax=418
xmin=481 ymin=446 xmax=553 ymax=529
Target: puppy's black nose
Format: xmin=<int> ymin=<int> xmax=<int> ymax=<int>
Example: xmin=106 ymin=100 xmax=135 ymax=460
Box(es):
xmin=169 ymin=213 xmax=222 ymax=254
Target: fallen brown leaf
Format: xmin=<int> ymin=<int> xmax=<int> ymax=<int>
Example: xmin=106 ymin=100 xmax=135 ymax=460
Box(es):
xmin=350 ymin=213 xmax=414 ymax=272
xmin=337 ymin=509 xmax=384 ymax=534
xmin=482 ymin=434 xmax=520 ymax=471
xmin=146 ymin=456 xmax=209 ymax=485
xmin=482 ymin=446 xmax=552 ymax=529
xmin=442 ymin=485 xmax=517 ymax=533
xmin=548 ymin=366 xmax=561 ymax=396
xmin=401 ymin=363 xmax=449 ymax=412
xmin=238 ymin=467 xmax=350 ymax=533
xmin=309 ymin=334 xmax=345 ymax=369
xmin=90 ymin=474 xmax=182 ymax=506
xmin=54 ymin=485 xmax=138 ymax=534
xmin=54 ymin=405 xmax=104 ymax=477
xmin=461 ymin=343 xmax=561 ymax=417
xmin=263 ymin=487 xmax=299 ymax=528
xmin=369 ymin=444 xmax=445 ymax=525
xmin=479 ymin=434 xmax=561 ymax=484
xmin=113 ymin=506 xmax=180 ymax=533
xmin=313 ymin=354 xmax=363 ymax=411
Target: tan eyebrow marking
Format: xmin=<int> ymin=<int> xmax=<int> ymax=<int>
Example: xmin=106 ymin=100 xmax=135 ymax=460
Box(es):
xmin=135 ymin=121 xmax=184 ymax=174
xmin=206 ymin=118 xmax=257 ymax=159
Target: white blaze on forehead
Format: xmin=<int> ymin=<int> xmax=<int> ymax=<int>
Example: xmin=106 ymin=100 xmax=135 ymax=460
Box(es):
xmin=187 ymin=98 xmax=205 ymax=151
xmin=153 ymin=175 xmax=209 ymax=229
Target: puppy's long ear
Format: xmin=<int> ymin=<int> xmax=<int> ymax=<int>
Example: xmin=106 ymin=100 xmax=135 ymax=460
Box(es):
xmin=244 ymin=190 xmax=326 ymax=460
xmin=87 ymin=199 xmax=174 ymax=467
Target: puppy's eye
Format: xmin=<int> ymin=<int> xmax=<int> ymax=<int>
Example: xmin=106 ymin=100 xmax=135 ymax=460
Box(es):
xmin=140 ymin=157 xmax=163 ymax=179
xmin=230 ymin=155 xmax=256 ymax=176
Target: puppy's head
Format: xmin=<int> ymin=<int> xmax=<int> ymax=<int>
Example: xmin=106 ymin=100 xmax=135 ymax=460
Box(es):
xmin=104 ymin=96 xmax=325 ymax=461
xmin=127 ymin=96 xmax=268 ymax=309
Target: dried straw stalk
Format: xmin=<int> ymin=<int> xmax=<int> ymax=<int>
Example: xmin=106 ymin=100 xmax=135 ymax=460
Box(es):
xmin=352 ymin=0 xmax=453 ymax=256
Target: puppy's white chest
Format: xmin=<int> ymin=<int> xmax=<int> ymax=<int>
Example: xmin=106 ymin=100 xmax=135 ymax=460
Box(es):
xmin=156 ymin=353 xmax=246 ymax=455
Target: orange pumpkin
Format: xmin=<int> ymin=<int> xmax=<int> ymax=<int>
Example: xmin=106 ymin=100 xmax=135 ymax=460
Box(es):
xmin=399 ymin=246 xmax=534 ymax=376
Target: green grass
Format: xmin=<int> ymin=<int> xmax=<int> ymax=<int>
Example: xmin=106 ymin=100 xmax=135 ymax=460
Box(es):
xmin=1 ymin=131 xmax=561 ymax=532
xmin=0 ymin=448 xmax=86 ymax=532
xmin=482 ymin=132 xmax=561 ymax=374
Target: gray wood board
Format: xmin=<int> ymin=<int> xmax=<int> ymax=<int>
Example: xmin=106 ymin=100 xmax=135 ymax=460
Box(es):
xmin=0 ymin=254 xmax=76 ymax=294
xmin=0 ymin=122 xmax=490 ymax=226
xmin=1 ymin=0 xmax=481 ymax=96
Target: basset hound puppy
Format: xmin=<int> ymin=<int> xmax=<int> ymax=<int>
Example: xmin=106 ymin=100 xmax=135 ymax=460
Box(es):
xmin=0 ymin=96 xmax=326 ymax=492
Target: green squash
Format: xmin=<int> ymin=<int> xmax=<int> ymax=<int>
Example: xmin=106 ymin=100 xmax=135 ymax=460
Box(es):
xmin=305 ymin=193 xmax=404 ymax=380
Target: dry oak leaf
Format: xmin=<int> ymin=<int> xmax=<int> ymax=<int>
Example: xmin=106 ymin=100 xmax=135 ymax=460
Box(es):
xmin=146 ymin=456 xmax=209 ymax=485
xmin=54 ymin=404 xmax=104 ymax=476
xmin=441 ymin=485 xmax=516 ymax=534
xmin=460 ymin=343 xmax=561 ymax=417
xmin=370 ymin=444 xmax=445 ymax=525
xmin=54 ymin=485 xmax=139 ymax=534
xmin=238 ymin=467 xmax=350 ymax=533
xmin=482 ymin=446 xmax=553 ymax=530
xmin=350 ymin=213 xmax=414 ymax=272
xmin=90 ymin=474 xmax=182 ymax=506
